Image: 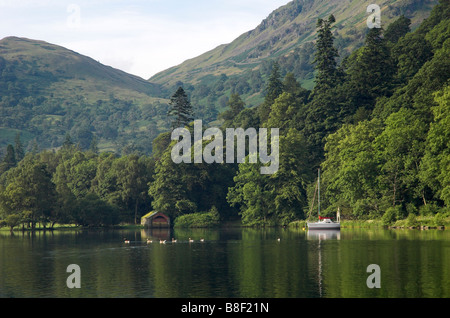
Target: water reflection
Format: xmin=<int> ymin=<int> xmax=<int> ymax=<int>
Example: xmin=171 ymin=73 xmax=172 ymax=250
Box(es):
xmin=0 ymin=228 xmax=449 ymax=298
xmin=307 ymin=230 xmax=341 ymax=240
xmin=306 ymin=230 xmax=340 ymax=297
xmin=141 ymin=228 xmax=172 ymax=241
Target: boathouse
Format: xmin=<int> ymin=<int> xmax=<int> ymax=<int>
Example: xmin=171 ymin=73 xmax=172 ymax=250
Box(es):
xmin=141 ymin=211 xmax=170 ymax=228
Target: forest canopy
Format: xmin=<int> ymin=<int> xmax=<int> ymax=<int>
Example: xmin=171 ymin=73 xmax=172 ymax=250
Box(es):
xmin=1 ymin=0 xmax=449 ymax=229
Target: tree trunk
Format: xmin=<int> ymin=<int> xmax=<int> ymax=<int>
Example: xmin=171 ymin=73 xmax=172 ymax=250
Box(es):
xmin=422 ymin=190 xmax=427 ymax=206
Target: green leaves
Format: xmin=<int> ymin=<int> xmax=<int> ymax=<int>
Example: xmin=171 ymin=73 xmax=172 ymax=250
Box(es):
xmin=227 ymin=129 xmax=310 ymax=226
xmin=376 ymin=108 xmax=428 ymax=210
xmin=318 ymin=1 xmax=450 ymax=220
xmin=322 ymin=119 xmax=383 ymax=217
xmin=420 ymin=86 xmax=450 ymax=206
xmin=148 ymin=144 xmax=190 ymax=219
xmin=1 ymin=154 xmax=57 ymax=228
xmin=219 ymin=93 xmax=246 ymax=127
xmin=0 ymin=144 xmax=158 ymax=229
xmin=384 ymin=15 xmax=411 ymax=44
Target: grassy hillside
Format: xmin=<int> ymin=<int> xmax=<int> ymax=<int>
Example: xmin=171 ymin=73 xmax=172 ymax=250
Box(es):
xmin=152 ymin=0 xmax=437 ymax=86
xmin=150 ymin=0 xmax=437 ymax=119
xmin=0 ymin=37 xmax=169 ymax=154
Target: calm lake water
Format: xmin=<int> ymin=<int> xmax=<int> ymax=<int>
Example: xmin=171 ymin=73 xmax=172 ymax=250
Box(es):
xmin=1 ymin=227 xmax=449 ymax=298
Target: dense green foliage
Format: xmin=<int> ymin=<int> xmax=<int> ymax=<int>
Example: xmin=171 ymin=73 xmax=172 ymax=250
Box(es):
xmin=1 ymin=1 xmax=449 ymax=229
xmin=320 ymin=1 xmax=450 ymax=223
xmin=0 ymin=143 xmax=154 ymax=229
xmin=150 ymin=1 xmax=449 ymax=227
xmin=173 ymin=206 xmax=220 ymax=228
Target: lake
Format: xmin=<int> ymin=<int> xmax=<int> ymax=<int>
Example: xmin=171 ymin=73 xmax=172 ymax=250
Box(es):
xmin=1 ymin=227 xmax=449 ymax=298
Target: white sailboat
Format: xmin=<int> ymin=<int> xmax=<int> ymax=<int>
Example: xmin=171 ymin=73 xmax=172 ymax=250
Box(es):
xmin=307 ymin=169 xmax=341 ymax=230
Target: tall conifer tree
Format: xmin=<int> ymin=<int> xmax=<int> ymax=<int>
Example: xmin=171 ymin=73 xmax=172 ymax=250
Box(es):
xmin=14 ymin=133 xmax=25 ymax=162
xmin=168 ymin=87 xmax=194 ymax=129
xmin=312 ymin=15 xmax=339 ymax=94
xmin=302 ymin=15 xmax=342 ymax=166
xmin=258 ymin=61 xmax=284 ymax=123
xmin=2 ymin=145 xmax=16 ymax=170
xmin=346 ymin=27 xmax=394 ymax=111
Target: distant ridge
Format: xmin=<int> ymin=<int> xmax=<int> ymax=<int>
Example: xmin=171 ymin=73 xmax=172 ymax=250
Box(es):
xmin=0 ymin=36 xmax=169 ymax=153
xmin=150 ymin=0 xmax=437 ymax=89
xmin=0 ymin=36 xmax=163 ymax=96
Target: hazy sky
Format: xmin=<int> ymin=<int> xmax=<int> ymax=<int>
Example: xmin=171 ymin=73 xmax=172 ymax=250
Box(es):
xmin=0 ymin=0 xmax=290 ymax=79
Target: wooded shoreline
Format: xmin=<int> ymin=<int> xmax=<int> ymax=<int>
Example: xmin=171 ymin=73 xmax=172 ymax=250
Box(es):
xmin=1 ymin=217 xmax=448 ymax=232
xmin=1 ymin=2 xmax=449 ymax=232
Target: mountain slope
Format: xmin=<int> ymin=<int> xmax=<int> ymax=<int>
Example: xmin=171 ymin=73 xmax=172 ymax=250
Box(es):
xmin=150 ymin=0 xmax=437 ymax=116
xmin=0 ymin=37 xmax=169 ymax=153
xmin=0 ymin=37 xmax=163 ymax=97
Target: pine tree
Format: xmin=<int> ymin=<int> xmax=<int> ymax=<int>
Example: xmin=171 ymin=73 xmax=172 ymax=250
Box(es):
xmin=219 ymin=93 xmax=245 ymax=127
xmin=265 ymin=62 xmax=284 ymax=105
xmin=2 ymin=144 xmax=16 ymax=170
xmin=301 ymin=15 xmax=343 ymax=166
xmin=168 ymin=87 xmax=194 ymax=129
xmin=346 ymin=27 xmax=394 ymax=110
xmin=384 ymin=15 xmax=411 ymax=44
xmin=227 ymin=93 xmax=245 ymax=115
xmin=258 ymin=61 xmax=284 ymax=123
xmin=312 ymin=15 xmax=339 ymax=94
xmin=14 ymin=133 xmax=25 ymax=162
xmin=148 ymin=145 xmax=191 ymax=219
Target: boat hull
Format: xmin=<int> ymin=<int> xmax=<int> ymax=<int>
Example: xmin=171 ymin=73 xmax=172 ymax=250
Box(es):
xmin=307 ymin=222 xmax=341 ymax=230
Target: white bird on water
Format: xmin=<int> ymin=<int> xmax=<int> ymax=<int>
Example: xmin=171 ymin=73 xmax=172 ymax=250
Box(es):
xmin=189 ymin=238 xmax=194 ymax=243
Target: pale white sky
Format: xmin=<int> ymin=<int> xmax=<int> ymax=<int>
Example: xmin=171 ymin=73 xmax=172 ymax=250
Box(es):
xmin=0 ymin=0 xmax=290 ymax=79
